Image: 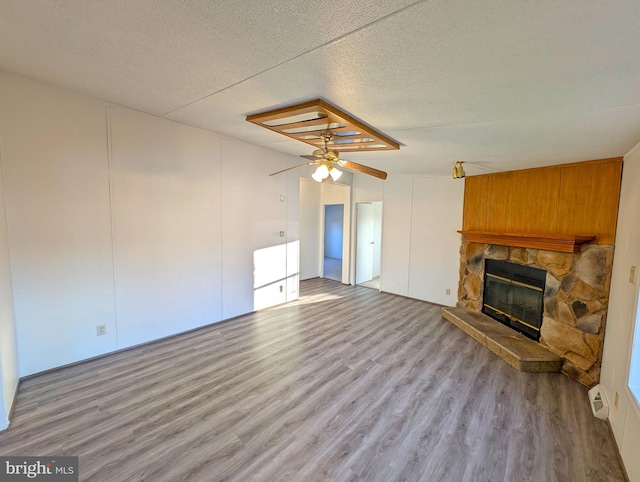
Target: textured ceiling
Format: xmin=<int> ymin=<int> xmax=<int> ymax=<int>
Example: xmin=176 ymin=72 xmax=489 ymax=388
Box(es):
xmin=1 ymin=0 xmax=639 ymax=175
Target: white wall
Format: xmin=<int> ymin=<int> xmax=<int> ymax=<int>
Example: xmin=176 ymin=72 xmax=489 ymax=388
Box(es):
xmin=284 ymin=162 xmax=301 ymax=301
xmin=109 ymin=107 xmax=223 ymax=348
xmin=407 ymin=177 xmax=464 ymax=305
xmin=0 ymin=71 xmax=300 ymax=380
xmin=0 ymin=363 xmax=6 ymax=430
xmin=381 ymin=175 xmax=463 ymax=306
xmin=0 ymin=73 xmax=117 ymax=375
xmin=220 ymin=138 xmax=291 ymax=317
xmin=380 ymin=175 xmax=412 ymax=295
xmin=601 ymin=141 xmax=640 ymax=482
xmin=0 ymin=137 xmax=19 ymax=430
xmin=299 ymin=179 xmax=321 ymax=280
xmin=353 ymin=174 xmax=384 ymax=203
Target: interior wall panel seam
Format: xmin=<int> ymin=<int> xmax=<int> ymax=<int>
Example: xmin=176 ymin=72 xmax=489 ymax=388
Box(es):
xmin=218 ymin=139 xmax=224 ymax=320
xmin=105 ymin=106 xmax=120 ymax=348
xmin=406 ymin=177 xmax=416 ymax=297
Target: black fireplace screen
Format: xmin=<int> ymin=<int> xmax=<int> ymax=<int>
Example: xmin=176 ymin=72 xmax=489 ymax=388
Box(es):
xmin=482 ymin=259 xmax=546 ymax=341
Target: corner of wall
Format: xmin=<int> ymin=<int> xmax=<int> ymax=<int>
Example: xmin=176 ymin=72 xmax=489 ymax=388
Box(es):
xmin=623 ymin=139 xmax=640 ymax=161
xmin=0 ymin=108 xmax=21 ymax=426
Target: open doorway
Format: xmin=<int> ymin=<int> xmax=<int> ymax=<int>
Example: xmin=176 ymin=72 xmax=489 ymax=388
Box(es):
xmin=323 ymin=204 xmax=344 ymax=282
xmin=356 ymin=201 xmax=382 ymax=289
xmin=299 ymin=179 xmax=351 ymax=284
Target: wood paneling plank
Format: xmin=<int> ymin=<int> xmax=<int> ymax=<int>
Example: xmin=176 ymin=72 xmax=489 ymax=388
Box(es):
xmin=557 ymin=159 xmax=623 ymax=244
xmin=462 ymin=175 xmax=488 ymax=231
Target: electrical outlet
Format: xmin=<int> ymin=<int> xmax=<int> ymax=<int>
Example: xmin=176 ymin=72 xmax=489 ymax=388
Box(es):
xmin=446 ymin=288 xmax=451 ymax=295
xmin=614 ymin=391 xmax=620 ymax=409
xmin=96 ymin=324 xmax=106 ymax=336
xmin=630 ymin=266 xmax=637 ymax=285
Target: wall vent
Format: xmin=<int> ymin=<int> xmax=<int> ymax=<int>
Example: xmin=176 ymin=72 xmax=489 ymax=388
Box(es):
xmin=588 ymin=384 xmax=610 ymax=420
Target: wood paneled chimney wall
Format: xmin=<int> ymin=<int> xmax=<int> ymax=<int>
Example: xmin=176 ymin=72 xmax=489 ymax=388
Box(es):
xmin=462 ymin=158 xmax=623 ymax=244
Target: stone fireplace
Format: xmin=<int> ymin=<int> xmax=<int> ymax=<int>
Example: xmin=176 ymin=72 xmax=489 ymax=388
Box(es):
xmin=457 ymin=239 xmax=614 ymax=387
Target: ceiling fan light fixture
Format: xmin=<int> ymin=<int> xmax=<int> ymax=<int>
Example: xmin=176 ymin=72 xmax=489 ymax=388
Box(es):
xmin=258 ymin=105 xmax=390 ymax=181
xmin=452 ymin=161 xmax=466 ymax=179
xmin=311 ymin=170 xmax=324 ymax=182
xmin=312 ymin=164 xmax=330 ymax=182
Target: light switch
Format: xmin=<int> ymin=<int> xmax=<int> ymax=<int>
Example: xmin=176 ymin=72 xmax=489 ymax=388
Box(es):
xmin=279 ymin=231 xmax=285 ymax=237
xmin=630 ymin=266 xmax=637 ymax=285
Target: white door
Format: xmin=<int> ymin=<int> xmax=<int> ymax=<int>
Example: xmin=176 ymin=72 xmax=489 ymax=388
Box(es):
xmin=356 ymin=203 xmax=375 ymax=284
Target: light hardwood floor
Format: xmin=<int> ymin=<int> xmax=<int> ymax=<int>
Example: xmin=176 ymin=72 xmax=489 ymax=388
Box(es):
xmin=0 ymin=279 xmax=625 ymax=481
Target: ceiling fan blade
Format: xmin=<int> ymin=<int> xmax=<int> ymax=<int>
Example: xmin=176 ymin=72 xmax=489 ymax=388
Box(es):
xmin=300 ymin=154 xmax=321 ymax=161
xmin=269 ymin=161 xmax=317 ymax=176
xmin=337 ymin=160 xmax=388 ymax=180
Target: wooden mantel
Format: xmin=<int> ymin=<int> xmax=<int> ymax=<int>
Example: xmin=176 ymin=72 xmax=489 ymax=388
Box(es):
xmin=458 ymin=230 xmax=595 ymax=253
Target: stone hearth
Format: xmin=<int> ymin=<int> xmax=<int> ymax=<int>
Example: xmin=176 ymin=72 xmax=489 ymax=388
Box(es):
xmin=442 ymin=307 xmax=563 ymax=372
xmin=457 ymin=239 xmax=613 ymax=387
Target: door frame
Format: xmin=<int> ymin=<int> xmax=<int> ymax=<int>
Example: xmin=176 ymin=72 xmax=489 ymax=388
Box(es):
xmin=354 ymin=201 xmax=382 ymax=288
xmin=319 ymin=182 xmax=351 ymax=284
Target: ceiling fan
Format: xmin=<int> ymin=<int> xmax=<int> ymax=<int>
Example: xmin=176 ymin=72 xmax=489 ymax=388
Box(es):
xmin=269 ymin=131 xmax=388 ymax=182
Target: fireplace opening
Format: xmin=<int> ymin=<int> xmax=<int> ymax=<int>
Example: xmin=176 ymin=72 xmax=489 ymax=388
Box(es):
xmin=482 ymin=259 xmax=546 ymax=341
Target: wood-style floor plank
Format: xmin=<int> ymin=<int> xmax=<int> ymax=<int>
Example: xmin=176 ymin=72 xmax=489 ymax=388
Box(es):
xmin=0 ymin=279 xmax=625 ymax=481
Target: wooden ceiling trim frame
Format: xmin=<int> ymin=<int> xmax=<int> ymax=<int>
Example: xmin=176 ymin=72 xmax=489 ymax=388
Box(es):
xmin=323 ymin=134 xmax=364 ymax=141
xmin=246 ymin=99 xmax=400 ymax=152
